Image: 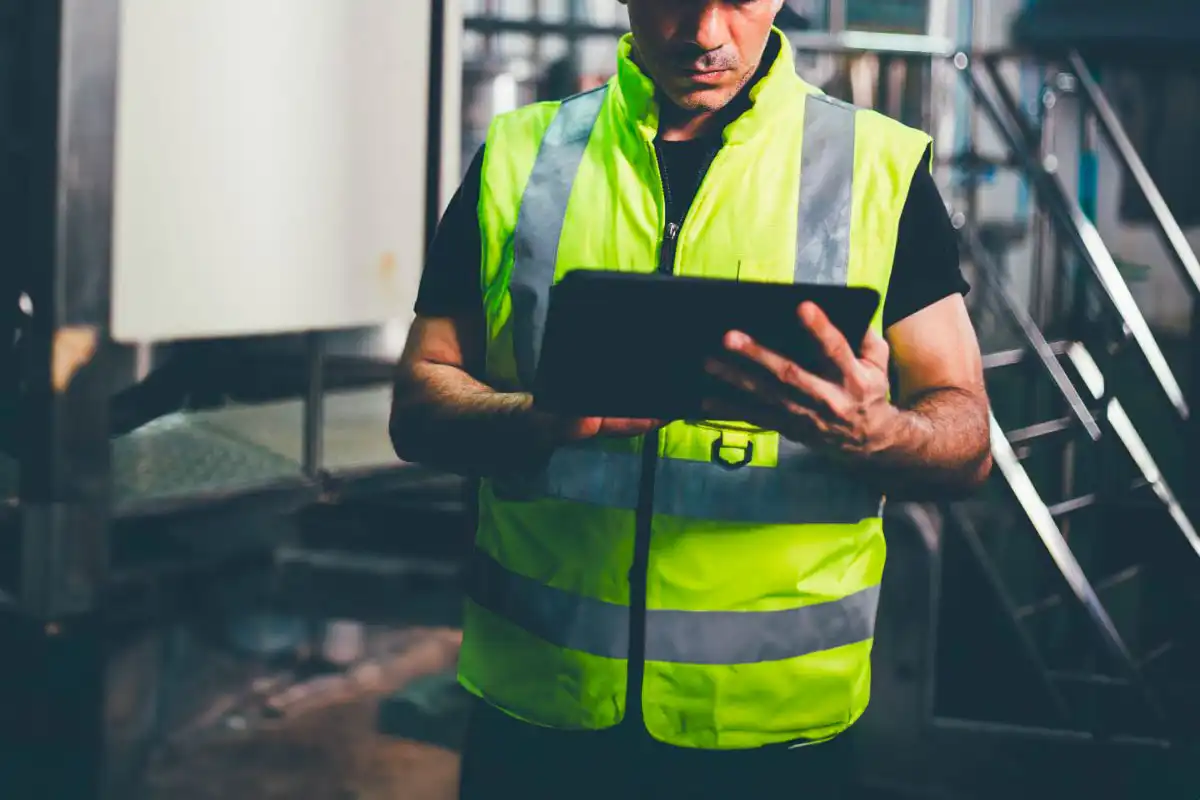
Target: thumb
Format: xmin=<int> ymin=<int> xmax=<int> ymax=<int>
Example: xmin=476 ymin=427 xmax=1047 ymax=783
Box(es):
xmin=860 ymin=328 xmax=890 ymax=370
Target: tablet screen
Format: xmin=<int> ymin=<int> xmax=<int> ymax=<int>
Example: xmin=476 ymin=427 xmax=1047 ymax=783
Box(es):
xmin=533 ymin=271 xmax=880 ymax=421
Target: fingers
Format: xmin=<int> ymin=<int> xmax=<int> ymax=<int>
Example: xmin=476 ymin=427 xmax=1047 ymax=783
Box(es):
xmin=559 ymin=417 xmax=604 ymax=441
xmin=719 ymin=331 xmax=843 ymax=413
xmin=600 ymin=418 xmax=663 ymax=437
xmin=859 ymin=327 xmax=890 ymax=370
xmin=560 ymin=417 xmax=664 ymax=441
xmin=797 ymin=302 xmax=860 ymax=377
xmin=705 ymin=356 xmax=826 ymax=417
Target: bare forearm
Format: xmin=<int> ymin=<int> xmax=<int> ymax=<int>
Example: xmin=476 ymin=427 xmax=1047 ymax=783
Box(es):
xmin=390 ymin=362 xmax=561 ymax=477
xmin=861 ymin=387 xmax=992 ymax=499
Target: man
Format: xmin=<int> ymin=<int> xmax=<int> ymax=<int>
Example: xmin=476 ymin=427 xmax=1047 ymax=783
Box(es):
xmin=391 ymin=1 xmax=991 ymax=797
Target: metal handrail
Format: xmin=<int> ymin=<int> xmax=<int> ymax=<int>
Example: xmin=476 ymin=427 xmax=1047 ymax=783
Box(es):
xmin=987 ymin=412 xmax=1164 ymax=722
xmin=1064 ymin=51 xmax=1200 ymax=304
xmin=958 ymin=225 xmax=1102 ymax=441
xmin=962 ymin=54 xmax=1189 ymax=420
xmin=1065 ymin=343 xmax=1200 ymax=561
xmin=944 ymin=502 xmax=1073 ymax=725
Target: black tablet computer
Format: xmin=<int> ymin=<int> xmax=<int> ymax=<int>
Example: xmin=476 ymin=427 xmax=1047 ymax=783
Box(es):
xmin=532 ymin=270 xmax=881 ymax=421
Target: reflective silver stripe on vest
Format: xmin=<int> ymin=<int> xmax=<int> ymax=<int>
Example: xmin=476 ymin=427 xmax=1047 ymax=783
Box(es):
xmin=493 ymin=441 xmax=882 ymax=525
xmin=510 ymin=86 xmax=609 ymax=387
xmin=469 ymin=548 xmax=880 ymax=663
xmin=644 ymin=583 xmax=880 ymax=665
xmin=511 ymin=89 xmax=858 ymax=381
xmin=470 ymin=545 xmax=631 ymax=659
xmin=795 ymin=93 xmax=857 ymax=285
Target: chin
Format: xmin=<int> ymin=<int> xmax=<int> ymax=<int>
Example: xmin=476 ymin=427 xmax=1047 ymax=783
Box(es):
xmin=668 ymin=86 xmax=737 ymax=113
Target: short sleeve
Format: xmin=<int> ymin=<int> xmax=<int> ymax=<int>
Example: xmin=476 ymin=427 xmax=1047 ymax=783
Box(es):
xmin=882 ymin=146 xmax=969 ymax=330
xmin=413 ymin=146 xmax=487 ymax=317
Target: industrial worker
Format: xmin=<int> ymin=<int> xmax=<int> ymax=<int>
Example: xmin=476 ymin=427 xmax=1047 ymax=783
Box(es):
xmin=391 ymin=1 xmax=991 ymax=797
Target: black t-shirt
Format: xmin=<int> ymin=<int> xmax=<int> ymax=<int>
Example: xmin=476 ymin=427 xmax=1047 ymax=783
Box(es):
xmin=415 ymin=139 xmax=967 ymax=330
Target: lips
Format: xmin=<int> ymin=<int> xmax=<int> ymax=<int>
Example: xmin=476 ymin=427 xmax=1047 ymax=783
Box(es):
xmin=677 ymin=62 xmax=729 ymax=74
xmin=679 ymin=67 xmax=730 ymax=84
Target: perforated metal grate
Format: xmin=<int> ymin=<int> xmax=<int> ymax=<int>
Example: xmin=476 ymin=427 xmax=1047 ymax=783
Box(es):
xmin=110 ymin=414 xmax=304 ymax=512
xmin=0 ymin=389 xmax=400 ymax=512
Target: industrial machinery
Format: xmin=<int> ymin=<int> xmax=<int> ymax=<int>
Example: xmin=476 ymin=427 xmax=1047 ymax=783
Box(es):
xmin=1 ymin=1 xmax=464 ymax=796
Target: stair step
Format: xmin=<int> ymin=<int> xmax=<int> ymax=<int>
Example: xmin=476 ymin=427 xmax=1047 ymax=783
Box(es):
xmin=1138 ymin=640 xmax=1175 ymax=669
xmin=1095 ymin=564 xmax=1142 ymax=592
xmin=1046 ymin=494 xmax=1098 ymax=518
xmin=1052 ymin=674 xmax=1160 ymax=737
xmin=1015 ymin=593 xmax=1064 ymax=620
xmin=1006 ymin=416 xmax=1076 ymax=446
xmin=982 ymin=340 xmax=1073 ymax=371
xmin=1043 ymin=478 xmax=1154 ymax=519
xmin=1031 ymin=618 xmax=1200 ymax=737
xmin=1139 ymin=640 xmax=1200 ymax=738
xmin=1016 ymin=566 xmax=1143 ymax=619
xmin=1013 ymin=563 xmax=1148 ymax=673
xmin=1046 ymin=670 xmax=1129 ymax=688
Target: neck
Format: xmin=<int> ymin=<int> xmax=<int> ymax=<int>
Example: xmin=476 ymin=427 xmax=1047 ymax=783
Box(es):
xmin=657 ymin=101 xmax=743 ymax=141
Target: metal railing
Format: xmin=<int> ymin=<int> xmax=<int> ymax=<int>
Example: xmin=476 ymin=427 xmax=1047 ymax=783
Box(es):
xmin=1063 ymin=52 xmax=1200 ymax=308
xmin=964 ymin=52 xmax=1189 ymax=419
xmin=770 ymin=33 xmax=1199 ymax=738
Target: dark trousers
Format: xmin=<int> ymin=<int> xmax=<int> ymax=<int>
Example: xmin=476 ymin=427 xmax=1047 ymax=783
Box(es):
xmin=459 ymin=700 xmax=855 ymax=799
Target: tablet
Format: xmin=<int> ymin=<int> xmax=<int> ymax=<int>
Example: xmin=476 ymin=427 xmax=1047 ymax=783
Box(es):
xmin=532 ymin=270 xmax=881 ymax=421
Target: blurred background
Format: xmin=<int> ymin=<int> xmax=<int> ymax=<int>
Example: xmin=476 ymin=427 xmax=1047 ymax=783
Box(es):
xmin=2 ymin=0 xmax=1200 ymax=797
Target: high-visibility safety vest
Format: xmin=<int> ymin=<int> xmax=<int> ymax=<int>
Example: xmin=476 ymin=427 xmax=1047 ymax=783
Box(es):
xmin=458 ymin=30 xmax=932 ymax=750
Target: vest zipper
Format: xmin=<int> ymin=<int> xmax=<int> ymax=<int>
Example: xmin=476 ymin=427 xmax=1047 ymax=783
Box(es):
xmin=659 ymin=222 xmax=681 ymax=275
xmin=624 ymin=144 xmax=678 ymax=730
xmin=627 ymin=141 xmax=721 ymax=734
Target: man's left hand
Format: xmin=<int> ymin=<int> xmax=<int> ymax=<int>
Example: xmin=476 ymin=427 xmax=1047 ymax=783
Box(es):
xmin=702 ymin=301 xmax=900 ymax=457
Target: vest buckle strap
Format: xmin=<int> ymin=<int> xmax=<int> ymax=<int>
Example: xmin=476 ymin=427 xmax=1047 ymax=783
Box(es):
xmin=710 ymin=432 xmax=754 ymax=470
xmin=486 ymin=444 xmax=883 ymax=525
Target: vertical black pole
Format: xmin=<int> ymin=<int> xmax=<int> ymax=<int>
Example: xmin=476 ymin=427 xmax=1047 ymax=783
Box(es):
xmin=6 ymin=1 xmax=121 ymax=798
xmin=425 ymin=0 xmax=447 ymax=251
xmin=302 ymin=332 xmax=326 ymax=479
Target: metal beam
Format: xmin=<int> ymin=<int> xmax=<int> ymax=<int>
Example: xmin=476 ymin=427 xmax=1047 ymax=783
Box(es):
xmin=302 ymin=332 xmax=326 ymax=479
xmin=11 ymin=0 xmax=121 ymax=797
xmin=957 ymin=225 xmax=1101 ymax=440
xmin=1064 ymin=51 xmax=1200 ymax=302
xmin=961 ymin=53 xmax=1189 ymax=420
xmin=459 ymin=17 xmax=957 ymax=59
xmin=21 ymin=0 xmax=119 ymax=618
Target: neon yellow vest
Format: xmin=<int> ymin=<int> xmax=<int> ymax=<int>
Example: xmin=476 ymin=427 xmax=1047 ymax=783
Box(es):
xmin=459 ymin=31 xmax=932 ymax=749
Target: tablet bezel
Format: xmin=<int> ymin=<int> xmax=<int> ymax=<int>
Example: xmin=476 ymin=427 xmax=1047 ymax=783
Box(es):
xmin=532 ymin=270 xmax=881 ymax=421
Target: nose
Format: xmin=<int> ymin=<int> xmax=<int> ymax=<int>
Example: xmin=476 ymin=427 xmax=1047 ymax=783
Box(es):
xmin=692 ymin=1 xmax=730 ymax=52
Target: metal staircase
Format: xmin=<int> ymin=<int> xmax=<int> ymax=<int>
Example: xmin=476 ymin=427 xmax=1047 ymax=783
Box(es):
xmin=930 ymin=50 xmax=1200 ymax=744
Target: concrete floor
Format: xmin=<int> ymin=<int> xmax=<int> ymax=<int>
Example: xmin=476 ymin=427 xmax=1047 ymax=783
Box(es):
xmin=144 ymin=696 xmax=460 ymax=800
xmin=140 ymin=628 xmax=462 ymax=800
